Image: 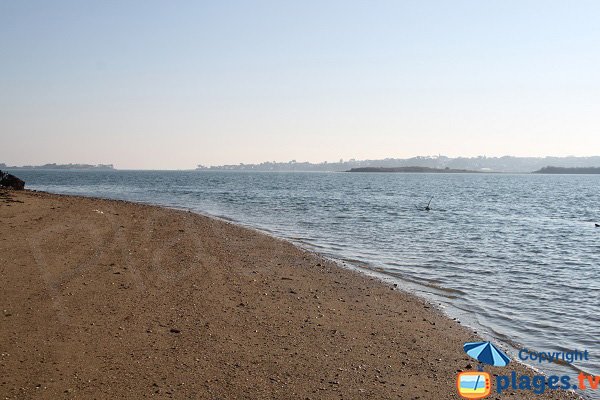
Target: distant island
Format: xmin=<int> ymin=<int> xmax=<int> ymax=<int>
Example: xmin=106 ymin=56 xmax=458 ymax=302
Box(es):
xmin=197 ymin=155 xmax=600 ymax=173
xmin=533 ymin=166 xmax=600 ymax=174
xmin=346 ymin=166 xmax=477 ymax=173
xmin=0 ymin=163 xmax=114 ymax=170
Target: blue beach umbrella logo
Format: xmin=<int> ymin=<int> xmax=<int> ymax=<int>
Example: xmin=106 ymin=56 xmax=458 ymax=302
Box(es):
xmin=464 ymin=341 xmax=511 ymax=367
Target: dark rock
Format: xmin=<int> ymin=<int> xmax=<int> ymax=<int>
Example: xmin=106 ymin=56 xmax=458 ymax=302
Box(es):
xmin=0 ymin=171 xmax=25 ymax=190
xmin=170 ymin=328 xmax=181 ymax=334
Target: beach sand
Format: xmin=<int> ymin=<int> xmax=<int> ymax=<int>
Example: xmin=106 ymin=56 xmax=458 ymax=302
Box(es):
xmin=0 ymin=190 xmax=580 ymax=399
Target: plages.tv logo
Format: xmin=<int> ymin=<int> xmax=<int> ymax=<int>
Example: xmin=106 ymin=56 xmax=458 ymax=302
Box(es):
xmin=456 ymin=341 xmax=510 ymax=399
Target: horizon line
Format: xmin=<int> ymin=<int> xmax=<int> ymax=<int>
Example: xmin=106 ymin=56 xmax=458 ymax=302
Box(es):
xmin=4 ymin=154 xmax=600 ymax=171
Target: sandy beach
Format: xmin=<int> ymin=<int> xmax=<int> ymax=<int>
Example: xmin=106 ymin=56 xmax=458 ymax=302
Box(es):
xmin=0 ymin=189 xmax=579 ymax=399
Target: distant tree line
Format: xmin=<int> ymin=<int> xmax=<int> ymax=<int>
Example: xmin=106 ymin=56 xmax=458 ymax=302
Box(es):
xmin=534 ymin=166 xmax=600 ymax=174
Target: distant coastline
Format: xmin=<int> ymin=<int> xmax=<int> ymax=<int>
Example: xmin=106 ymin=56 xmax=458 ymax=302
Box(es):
xmin=533 ymin=166 xmax=600 ymax=174
xmin=345 ymin=166 xmax=478 ymax=173
xmin=196 ymin=155 xmax=600 ymax=173
xmin=0 ymin=163 xmax=114 ymax=170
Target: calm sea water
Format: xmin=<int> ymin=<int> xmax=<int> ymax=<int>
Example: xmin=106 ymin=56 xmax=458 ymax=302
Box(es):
xmin=11 ymin=170 xmax=600 ymax=383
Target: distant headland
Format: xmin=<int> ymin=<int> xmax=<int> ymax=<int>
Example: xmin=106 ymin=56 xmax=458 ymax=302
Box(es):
xmin=0 ymin=163 xmax=114 ymax=170
xmin=533 ymin=166 xmax=600 ymax=174
xmin=345 ymin=166 xmax=477 ymax=173
xmin=197 ymin=155 xmax=600 ymax=173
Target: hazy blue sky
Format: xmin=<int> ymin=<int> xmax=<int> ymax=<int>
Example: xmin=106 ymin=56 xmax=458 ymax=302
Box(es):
xmin=1 ymin=1 xmax=599 ymax=169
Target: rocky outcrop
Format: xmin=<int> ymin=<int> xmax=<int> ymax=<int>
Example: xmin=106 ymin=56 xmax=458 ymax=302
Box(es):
xmin=0 ymin=170 xmax=25 ymax=190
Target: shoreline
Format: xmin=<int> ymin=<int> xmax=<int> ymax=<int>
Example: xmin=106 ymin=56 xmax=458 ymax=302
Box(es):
xmin=18 ymin=187 xmax=577 ymax=378
xmin=1 ymin=189 xmax=580 ymax=399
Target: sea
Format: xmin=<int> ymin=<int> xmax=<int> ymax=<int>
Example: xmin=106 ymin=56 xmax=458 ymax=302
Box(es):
xmin=10 ymin=169 xmax=600 ymax=392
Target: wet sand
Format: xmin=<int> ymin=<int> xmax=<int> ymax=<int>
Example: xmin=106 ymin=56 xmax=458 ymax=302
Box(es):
xmin=0 ymin=190 xmax=580 ymax=399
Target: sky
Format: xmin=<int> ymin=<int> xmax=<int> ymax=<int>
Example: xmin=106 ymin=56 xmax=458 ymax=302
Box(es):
xmin=1 ymin=1 xmax=599 ymax=169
